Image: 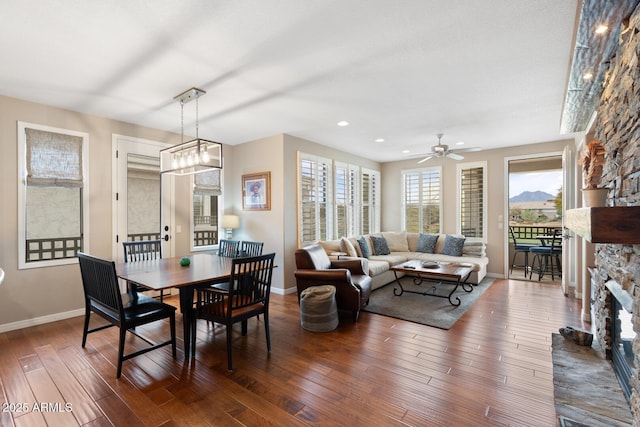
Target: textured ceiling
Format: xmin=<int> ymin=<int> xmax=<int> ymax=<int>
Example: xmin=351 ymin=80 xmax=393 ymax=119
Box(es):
xmin=0 ymin=0 xmax=582 ymax=162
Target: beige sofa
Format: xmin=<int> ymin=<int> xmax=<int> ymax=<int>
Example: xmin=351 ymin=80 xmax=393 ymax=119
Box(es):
xmin=316 ymin=231 xmax=488 ymax=290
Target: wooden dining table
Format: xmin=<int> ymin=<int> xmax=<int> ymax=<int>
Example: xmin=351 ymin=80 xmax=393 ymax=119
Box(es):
xmin=116 ymin=252 xmax=233 ymax=359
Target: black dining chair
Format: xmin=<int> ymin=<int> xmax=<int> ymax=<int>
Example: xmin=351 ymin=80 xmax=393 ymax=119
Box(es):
xmin=218 ymin=239 xmax=240 ymax=258
xmin=191 ymin=253 xmax=275 ymax=370
xmin=122 ymin=240 xmax=166 ymax=301
xmin=240 ymin=241 xmax=264 ymax=257
xmin=77 ymin=252 xmax=176 ymax=378
xmin=528 ymin=229 xmax=563 ymax=281
xmin=509 ymin=226 xmax=536 ymax=276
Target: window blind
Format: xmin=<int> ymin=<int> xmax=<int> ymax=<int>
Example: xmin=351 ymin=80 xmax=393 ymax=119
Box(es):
xmin=26 ymin=128 xmax=83 ymax=187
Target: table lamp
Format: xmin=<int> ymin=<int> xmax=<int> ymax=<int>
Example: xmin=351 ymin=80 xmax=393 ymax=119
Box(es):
xmin=221 ymin=214 xmax=240 ymax=239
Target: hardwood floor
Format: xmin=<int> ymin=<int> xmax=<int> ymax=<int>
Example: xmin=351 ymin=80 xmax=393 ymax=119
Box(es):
xmin=0 ymin=279 xmax=584 ymax=426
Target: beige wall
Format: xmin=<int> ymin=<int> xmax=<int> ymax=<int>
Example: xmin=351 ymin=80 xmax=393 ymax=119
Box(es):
xmin=382 ymin=139 xmax=574 ymax=278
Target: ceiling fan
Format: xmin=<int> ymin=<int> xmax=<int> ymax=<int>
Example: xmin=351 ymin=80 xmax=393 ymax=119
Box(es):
xmin=416 ymin=133 xmax=480 ymax=163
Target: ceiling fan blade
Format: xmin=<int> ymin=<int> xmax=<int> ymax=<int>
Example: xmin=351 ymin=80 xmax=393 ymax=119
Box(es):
xmin=453 ymin=147 xmax=482 ymax=153
xmin=417 ymin=155 xmax=434 ymax=164
xmin=446 ymin=152 xmax=464 ymax=160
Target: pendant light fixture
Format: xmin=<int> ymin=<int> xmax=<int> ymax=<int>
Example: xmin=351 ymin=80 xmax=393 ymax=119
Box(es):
xmin=160 ymin=87 xmax=223 ymax=175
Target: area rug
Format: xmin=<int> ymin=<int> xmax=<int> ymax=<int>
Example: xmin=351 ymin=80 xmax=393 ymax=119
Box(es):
xmin=362 ymin=276 xmax=494 ymax=329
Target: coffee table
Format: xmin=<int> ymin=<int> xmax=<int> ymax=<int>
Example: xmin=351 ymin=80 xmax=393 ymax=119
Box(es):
xmin=390 ymin=260 xmax=474 ymax=306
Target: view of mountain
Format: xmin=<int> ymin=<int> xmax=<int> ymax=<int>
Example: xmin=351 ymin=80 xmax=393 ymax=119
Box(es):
xmin=509 ymin=190 xmax=555 ymax=202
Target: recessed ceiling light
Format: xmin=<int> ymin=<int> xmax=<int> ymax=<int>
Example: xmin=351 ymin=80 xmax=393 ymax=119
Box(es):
xmin=337 ymin=121 xmax=349 ymax=127
xmin=375 ymin=138 xmax=384 ymax=143
xmin=455 ymin=141 xmax=465 ymax=146
xmin=402 ymin=149 xmax=410 ymax=154
xmin=595 ymin=24 xmax=608 ymax=34
xmin=583 ymin=71 xmax=594 ymax=80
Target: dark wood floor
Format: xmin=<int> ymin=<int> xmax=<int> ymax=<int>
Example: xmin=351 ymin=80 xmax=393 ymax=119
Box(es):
xmin=0 ymin=278 xmax=585 ymax=426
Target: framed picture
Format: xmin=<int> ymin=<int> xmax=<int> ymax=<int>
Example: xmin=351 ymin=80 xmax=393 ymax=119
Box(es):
xmin=242 ymin=172 xmax=271 ymax=211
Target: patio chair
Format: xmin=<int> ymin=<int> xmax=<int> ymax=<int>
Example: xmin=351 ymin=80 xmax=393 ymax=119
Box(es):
xmin=509 ymin=226 xmax=536 ymax=277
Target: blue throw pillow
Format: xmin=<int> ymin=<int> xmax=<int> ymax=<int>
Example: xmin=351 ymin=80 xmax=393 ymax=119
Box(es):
xmin=440 ymin=235 xmax=466 ymax=256
xmin=370 ymin=236 xmax=390 ymax=255
xmin=416 ymin=233 xmax=439 ymax=253
xmin=357 ymin=236 xmax=371 ymax=258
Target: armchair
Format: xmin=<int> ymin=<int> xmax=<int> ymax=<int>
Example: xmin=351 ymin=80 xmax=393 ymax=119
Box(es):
xmin=294 ymin=244 xmax=372 ymax=322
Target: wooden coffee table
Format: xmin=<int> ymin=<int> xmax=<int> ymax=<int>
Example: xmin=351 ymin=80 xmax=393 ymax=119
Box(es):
xmin=390 ymin=259 xmax=474 ymax=306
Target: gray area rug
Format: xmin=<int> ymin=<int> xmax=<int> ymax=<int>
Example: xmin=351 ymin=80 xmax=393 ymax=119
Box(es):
xmin=552 ymin=333 xmax=632 ymax=427
xmin=362 ymin=276 xmax=494 ymax=329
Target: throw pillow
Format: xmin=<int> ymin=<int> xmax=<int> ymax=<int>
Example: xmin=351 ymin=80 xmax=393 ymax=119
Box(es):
xmin=440 ymin=235 xmax=466 ymax=256
xmin=370 ymin=235 xmax=390 ymax=255
xmin=416 ymin=233 xmax=439 ymax=253
xmin=340 ymin=237 xmax=357 ymax=257
xmin=357 ymin=236 xmax=371 ymax=258
xmin=382 ymin=231 xmax=409 ymax=252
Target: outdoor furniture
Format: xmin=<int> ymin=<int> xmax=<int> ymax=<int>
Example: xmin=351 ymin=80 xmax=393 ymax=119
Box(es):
xmin=294 ymin=244 xmax=372 ymax=322
xmin=78 ymin=252 xmax=177 ymax=378
xmin=509 ymin=226 xmax=536 ymax=276
xmin=529 ymin=230 xmax=563 ymax=281
xmin=191 ymin=253 xmax=276 ymax=370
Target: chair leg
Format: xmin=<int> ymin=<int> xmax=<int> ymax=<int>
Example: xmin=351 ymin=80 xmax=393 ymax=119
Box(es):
xmin=117 ymin=327 xmax=127 ymax=378
xmin=241 ymin=320 xmax=248 ymax=336
xmin=263 ymin=311 xmax=271 ymax=352
xmin=82 ymin=307 xmax=91 ymax=347
xmin=352 ymin=310 xmax=360 ymax=322
xmin=226 ymin=325 xmax=233 ymax=371
xmin=170 ymin=312 xmax=177 ymax=359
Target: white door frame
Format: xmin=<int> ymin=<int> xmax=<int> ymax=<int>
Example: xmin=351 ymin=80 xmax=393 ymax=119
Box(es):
xmin=111 ymin=134 xmax=175 ymax=261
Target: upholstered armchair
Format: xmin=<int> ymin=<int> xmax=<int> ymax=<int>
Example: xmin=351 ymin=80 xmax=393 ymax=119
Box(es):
xmin=294 ymin=244 xmax=372 ymax=322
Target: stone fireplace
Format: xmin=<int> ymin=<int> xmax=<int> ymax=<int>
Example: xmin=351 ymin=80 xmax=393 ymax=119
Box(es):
xmin=589 ymin=2 xmax=640 ymax=423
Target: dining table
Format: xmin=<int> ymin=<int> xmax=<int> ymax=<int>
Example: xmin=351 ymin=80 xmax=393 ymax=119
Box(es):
xmin=116 ymin=252 xmax=233 ymax=359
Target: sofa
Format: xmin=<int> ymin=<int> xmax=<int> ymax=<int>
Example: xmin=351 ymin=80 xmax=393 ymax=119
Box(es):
xmin=315 ymin=231 xmax=488 ymax=290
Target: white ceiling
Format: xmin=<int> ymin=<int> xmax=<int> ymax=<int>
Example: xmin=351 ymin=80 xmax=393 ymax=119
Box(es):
xmin=0 ymin=0 xmax=580 ymax=162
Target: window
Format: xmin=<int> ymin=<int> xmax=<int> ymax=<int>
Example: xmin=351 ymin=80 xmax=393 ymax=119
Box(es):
xmin=298 ymin=153 xmax=333 ymax=245
xmin=457 ymin=162 xmax=487 ymax=240
xmin=361 ymin=168 xmax=380 ymax=234
xmin=402 ymin=167 xmax=442 ymax=233
xmin=297 ymin=152 xmax=379 ymax=245
xmin=18 ymin=122 xmax=89 ymax=269
xmin=192 ymin=169 xmax=221 ymax=250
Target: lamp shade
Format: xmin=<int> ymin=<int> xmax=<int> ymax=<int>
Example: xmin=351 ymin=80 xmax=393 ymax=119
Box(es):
xmin=221 ymin=214 xmax=240 ymax=229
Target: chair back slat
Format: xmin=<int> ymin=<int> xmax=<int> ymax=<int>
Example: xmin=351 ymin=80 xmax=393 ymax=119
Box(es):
xmin=123 ymin=240 xmax=162 ymax=262
xmin=219 ymin=239 xmax=241 ymax=257
xmin=78 ymin=252 xmax=123 ymax=316
xmin=227 ymin=253 xmax=275 ymax=315
xmin=240 ymin=241 xmax=264 ymax=257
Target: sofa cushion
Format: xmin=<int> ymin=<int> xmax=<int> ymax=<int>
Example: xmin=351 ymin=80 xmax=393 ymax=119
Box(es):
xmin=340 ymin=237 xmax=358 ymax=257
xmin=416 ymin=233 xmax=439 ymax=253
xmin=462 ymin=240 xmax=486 ymax=257
xmin=440 ymin=235 xmax=466 ymax=256
xmin=382 ymin=231 xmax=409 ymax=252
xmin=369 ymin=254 xmax=407 ymax=267
xmin=357 ymin=236 xmax=371 ymax=258
xmin=317 ymin=239 xmax=341 ymax=256
xmin=370 ymin=235 xmax=390 ymax=255
xmin=366 ymin=259 xmax=392 ymax=277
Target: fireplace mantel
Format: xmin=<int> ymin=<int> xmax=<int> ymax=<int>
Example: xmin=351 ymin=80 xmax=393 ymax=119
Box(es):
xmin=565 ymin=207 xmax=640 ymax=243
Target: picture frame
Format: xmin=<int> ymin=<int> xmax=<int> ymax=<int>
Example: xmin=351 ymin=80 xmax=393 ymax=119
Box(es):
xmin=242 ymin=172 xmax=271 ymax=211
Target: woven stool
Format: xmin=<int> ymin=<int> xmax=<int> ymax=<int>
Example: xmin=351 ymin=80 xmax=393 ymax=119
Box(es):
xmin=300 ymin=285 xmax=339 ymax=332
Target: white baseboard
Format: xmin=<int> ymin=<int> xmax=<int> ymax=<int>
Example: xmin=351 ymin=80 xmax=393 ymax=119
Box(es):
xmin=0 ymin=308 xmax=85 ymax=333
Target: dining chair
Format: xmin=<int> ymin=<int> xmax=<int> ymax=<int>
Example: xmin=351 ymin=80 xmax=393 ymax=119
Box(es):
xmin=508 ymin=226 xmax=536 ymax=276
xmin=191 ymin=253 xmax=275 ymax=370
xmin=528 ymin=229 xmax=563 ymax=281
xmin=77 ymin=252 xmax=176 ymax=378
xmin=240 ymin=241 xmax=264 ymax=257
xmin=218 ymin=239 xmax=240 ymax=258
xmin=122 ymin=239 xmax=166 ymax=301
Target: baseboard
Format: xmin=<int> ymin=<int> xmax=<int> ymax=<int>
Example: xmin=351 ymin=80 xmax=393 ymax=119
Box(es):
xmin=271 ymin=286 xmax=298 ymax=296
xmin=0 ymin=308 xmax=85 ymax=333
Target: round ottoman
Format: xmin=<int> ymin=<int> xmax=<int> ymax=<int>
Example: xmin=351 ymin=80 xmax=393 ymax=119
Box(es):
xmin=300 ymin=285 xmax=339 ymax=332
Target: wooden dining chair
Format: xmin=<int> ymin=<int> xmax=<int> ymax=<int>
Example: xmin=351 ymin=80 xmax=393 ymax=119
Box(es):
xmin=191 ymin=253 xmax=275 ymax=370
xmin=77 ymin=252 xmax=176 ymax=378
xmin=240 ymin=241 xmax=264 ymax=257
xmin=122 ymin=239 xmax=166 ymax=300
xmin=218 ymin=239 xmax=240 ymax=258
